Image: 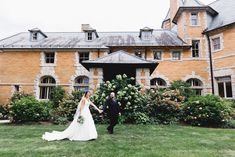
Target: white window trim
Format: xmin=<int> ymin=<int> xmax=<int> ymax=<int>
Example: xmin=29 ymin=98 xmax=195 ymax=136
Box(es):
xmin=210 ymin=33 xmax=224 ymax=53
xmin=86 ymin=32 xmax=94 ymax=41
xmin=40 ymin=51 xmax=57 ymax=67
xmin=152 ymin=49 xmax=163 ymax=61
xmin=171 ymin=50 xmax=182 ymax=61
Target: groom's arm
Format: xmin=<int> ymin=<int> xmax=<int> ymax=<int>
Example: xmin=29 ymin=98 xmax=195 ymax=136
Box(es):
xmin=103 ymin=99 xmax=109 ymax=113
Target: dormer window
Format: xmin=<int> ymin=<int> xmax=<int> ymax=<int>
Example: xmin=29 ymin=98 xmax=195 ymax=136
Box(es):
xmin=139 ymin=27 xmax=153 ymax=40
xmin=32 ymin=32 xmax=38 ymax=41
xmin=87 ymin=32 xmax=93 ymax=41
xmin=29 ymin=28 xmax=47 ymax=42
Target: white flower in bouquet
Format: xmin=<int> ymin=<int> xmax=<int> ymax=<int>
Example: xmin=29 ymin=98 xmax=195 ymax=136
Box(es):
xmin=77 ymin=115 xmax=84 ymax=124
xmin=127 ymin=102 xmax=131 ymax=105
xmin=116 ymin=75 xmax=122 ymax=80
xmin=128 ymin=84 xmax=132 ymax=88
xmin=124 ymin=97 xmax=128 ymax=100
xmin=123 ymin=74 xmax=127 ymax=78
xmin=124 ymin=87 xmax=128 ymax=90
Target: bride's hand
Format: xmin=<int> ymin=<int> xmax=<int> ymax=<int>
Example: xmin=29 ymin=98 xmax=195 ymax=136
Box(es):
xmin=98 ymin=110 xmax=103 ymax=114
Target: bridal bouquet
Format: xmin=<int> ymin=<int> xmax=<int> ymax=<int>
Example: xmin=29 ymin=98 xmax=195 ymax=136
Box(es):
xmin=77 ymin=115 xmax=84 ymax=124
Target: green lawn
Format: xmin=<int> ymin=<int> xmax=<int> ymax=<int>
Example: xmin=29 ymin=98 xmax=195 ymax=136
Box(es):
xmin=0 ymin=124 xmax=234 ymax=157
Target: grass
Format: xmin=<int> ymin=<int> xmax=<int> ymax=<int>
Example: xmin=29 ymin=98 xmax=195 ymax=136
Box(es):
xmin=0 ymin=124 xmax=235 ymax=157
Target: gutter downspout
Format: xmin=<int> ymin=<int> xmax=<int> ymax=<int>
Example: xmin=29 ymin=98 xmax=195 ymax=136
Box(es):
xmin=206 ymin=33 xmax=215 ymax=94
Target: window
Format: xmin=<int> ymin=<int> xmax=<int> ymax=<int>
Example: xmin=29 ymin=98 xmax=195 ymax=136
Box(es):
xmin=217 ymin=77 xmax=233 ymax=98
xmin=186 ymin=78 xmax=203 ymax=95
xmin=191 ymin=13 xmax=198 ymax=26
xmin=74 ymin=76 xmax=89 ymax=91
xmin=212 ymin=37 xmax=221 ymax=51
xmin=150 ymin=78 xmax=167 ymax=88
xmin=79 ymin=52 xmax=89 ymax=63
xmin=14 ymin=85 xmax=20 ymax=92
xmin=87 ymin=32 xmax=93 ymax=41
xmin=44 ymin=52 xmax=55 ymax=64
xmin=192 ymin=40 xmax=200 ymax=58
xmin=39 ymin=76 xmax=56 ymax=99
xmin=142 ymin=31 xmax=151 ymax=40
xmin=172 ymin=51 xmax=181 ymax=60
xmin=153 ymin=50 xmax=162 ymax=60
xmin=135 ymin=51 xmax=142 ymax=58
xmin=32 ymin=32 xmax=38 ymax=41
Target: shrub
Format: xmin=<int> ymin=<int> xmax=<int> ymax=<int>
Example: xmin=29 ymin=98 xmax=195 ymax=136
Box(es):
xmin=92 ymin=74 xmax=149 ymax=124
xmin=50 ymin=90 xmax=84 ymax=124
xmin=181 ymin=95 xmax=234 ymax=127
xmin=50 ymin=86 xmax=66 ymax=108
xmin=0 ymin=104 xmax=9 ymax=120
xmin=51 ymin=99 xmax=78 ymax=124
xmin=146 ymin=89 xmax=184 ymax=124
xmin=9 ymin=93 xmax=53 ymax=123
xmin=170 ymin=80 xmax=196 ymax=100
xmin=10 ymin=92 xmax=33 ymax=102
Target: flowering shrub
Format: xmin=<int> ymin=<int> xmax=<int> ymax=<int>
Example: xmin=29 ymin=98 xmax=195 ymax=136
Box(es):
xmin=0 ymin=104 xmax=9 ymax=120
xmin=146 ymin=89 xmax=185 ymax=124
xmin=8 ymin=93 xmax=52 ymax=123
xmin=170 ymin=80 xmax=196 ymax=100
xmin=181 ymin=95 xmax=234 ymax=127
xmin=92 ymin=74 xmax=148 ymax=124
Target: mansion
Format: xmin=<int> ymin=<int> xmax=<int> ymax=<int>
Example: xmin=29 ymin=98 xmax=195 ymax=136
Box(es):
xmin=0 ymin=0 xmax=235 ymax=103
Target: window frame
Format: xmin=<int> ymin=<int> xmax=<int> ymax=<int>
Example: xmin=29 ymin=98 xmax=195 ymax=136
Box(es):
xmin=39 ymin=76 xmax=56 ymax=100
xmin=191 ymin=13 xmax=199 ymax=26
xmin=74 ymin=76 xmax=89 ymax=91
xmin=186 ymin=78 xmax=203 ymax=95
xmin=150 ymin=78 xmax=167 ymax=89
xmin=44 ymin=52 xmax=55 ymax=64
xmin=212 ymin=37 xmax=221 ymax=51
xmin=210 ymin=34 xmax=223 ymax=52
xmin=171 ymin=50 xmax=181 ymax=61
xmin=32 ymin=32 xmax=38 ymax=41
xmin=192 ymin=40 xmax=200 ymax=58
xmin=87 ymin=32 xmax=93 ymax=41
xmin=79 ymin=52 xmax=90 ymax=63
xmin=216 ymin=76 xmax=233 ymax=99
xmin=153 ymin=50 xmax=163 ymax=61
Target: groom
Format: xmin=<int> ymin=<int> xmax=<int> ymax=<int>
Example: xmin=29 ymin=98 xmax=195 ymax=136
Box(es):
xmin=103 ymin=92 xmax=121 ymax=134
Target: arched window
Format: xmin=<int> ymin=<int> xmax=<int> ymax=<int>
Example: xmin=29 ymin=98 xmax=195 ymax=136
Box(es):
xmin=150 ymin=78 xmax=167 ymax=88
xmin=74 ymin=76 xmax=89 ymax=91
xmin=39 ymin=76 xmax=56 ymax=99
xmin=186 ymin=78 xmax=203 ymax=95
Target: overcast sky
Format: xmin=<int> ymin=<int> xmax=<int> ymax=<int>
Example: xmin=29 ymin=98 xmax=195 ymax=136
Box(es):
xmin=0 ymin=0 xmax=215 ymax=39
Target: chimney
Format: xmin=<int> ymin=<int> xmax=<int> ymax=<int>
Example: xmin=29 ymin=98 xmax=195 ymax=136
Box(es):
xmin=81 ymin=24 xmax=90 ymax=32
xmin=170 ymin=0 xmax=181 ymax=25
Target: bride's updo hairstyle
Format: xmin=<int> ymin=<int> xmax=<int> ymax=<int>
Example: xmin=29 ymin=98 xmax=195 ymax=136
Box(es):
xmin=84 ymin=91 xmax=90 ymax=98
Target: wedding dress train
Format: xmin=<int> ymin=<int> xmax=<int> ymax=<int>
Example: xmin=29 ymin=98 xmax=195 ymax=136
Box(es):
xmin=42 ymin=99 xmax=97 ymax=141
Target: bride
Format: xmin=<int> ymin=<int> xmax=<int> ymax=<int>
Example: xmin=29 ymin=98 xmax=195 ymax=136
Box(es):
xmin=42 ymin=91 xmax=102 ymax=141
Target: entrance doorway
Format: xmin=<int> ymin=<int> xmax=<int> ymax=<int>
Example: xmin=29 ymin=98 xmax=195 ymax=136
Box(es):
xmin=103 ymin=65 xmax=136 ymax=84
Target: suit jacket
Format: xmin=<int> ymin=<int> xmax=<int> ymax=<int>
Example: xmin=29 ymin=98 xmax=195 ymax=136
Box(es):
xmin=103 ymin=97 xmax=120 ymax=117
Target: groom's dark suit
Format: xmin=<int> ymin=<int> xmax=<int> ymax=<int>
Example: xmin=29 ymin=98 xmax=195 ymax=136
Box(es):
xmin=103 ymin=97 xmax=120 ymax=134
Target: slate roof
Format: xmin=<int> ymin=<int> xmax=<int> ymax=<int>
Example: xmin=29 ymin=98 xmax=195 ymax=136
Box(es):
xmin=183 ymin=0 xmax=205 ymax=7
xmin=0 ymin=30 xmax=189 ymax=49
xmin=81 ymin=50 xmax=158 ymax=73
xmin=82 ymin=50 xmax=156 ymax=64
xmin=206 ymin=0 xmax=235 ymax=32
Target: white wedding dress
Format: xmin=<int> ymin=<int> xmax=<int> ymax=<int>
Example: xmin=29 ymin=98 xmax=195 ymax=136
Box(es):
xmin=42 ymin=99 xmax=98 ymax=141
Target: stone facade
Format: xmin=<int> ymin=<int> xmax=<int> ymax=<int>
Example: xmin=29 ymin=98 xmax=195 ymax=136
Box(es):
xmin=0 ymin=0 xmax=234 ymax=104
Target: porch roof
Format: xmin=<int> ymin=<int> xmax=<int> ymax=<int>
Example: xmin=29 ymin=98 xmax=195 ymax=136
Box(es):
xmin=81 ymin=50 xmax=158 ymax=74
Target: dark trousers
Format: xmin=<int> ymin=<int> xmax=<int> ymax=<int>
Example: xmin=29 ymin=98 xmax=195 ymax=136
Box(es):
xmin=107 ymin=115 xmax=118 ymax=133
